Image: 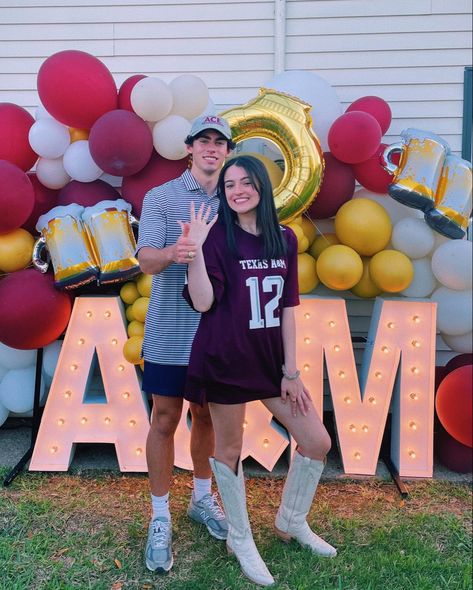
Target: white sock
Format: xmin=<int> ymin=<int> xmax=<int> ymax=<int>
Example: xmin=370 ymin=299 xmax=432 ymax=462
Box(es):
xmin=151 ymin=492 xmax=170 ymax=520
xmin=193 ymin=477 xmax=212 ymax=501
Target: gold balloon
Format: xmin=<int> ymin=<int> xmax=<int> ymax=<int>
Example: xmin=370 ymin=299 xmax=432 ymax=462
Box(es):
xmin=0 ymin=228 xmax=35 ymax=273
xmin=69 ymin=127 xmax=89 ymax=142
xmin=300 ymin=216 xmax=317 ymax=246
xmin=309 ymin=233 xmax=340 ymax=259
xmin=369 ymin=250 xmax=414 ymax=293
xmin=316 ymin=244 xmax=363 ymax=291
xmin=123 ymin=335 xmax=143 ymax=365
xmin=287 ymin=223 xmax=309 ymax=253
xmin=335 ymin=198 xmax=392 ymax=256
xmin=136 ymin=273 xmax=152 ymax=297
xmin=220 ymin=88 xmax=324 ymax=223
xmin=242 ymin=152 xmax=283 ymax=189
xmin=127 ymin=320 xmax=145 ymax=338
xmin=120 ymin=281 xmax=140 ymax=305
xmin=350 ymin=257 xmax=382 ymax=298
xmin=131 ymin=296 xmax=150 ymax=323
xmin=297 ymin=253 xmax=319 ymax=294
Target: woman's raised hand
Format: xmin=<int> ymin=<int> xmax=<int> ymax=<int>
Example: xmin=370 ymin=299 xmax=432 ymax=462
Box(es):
xmin=176 ymin=202 xmax=218 ymax=263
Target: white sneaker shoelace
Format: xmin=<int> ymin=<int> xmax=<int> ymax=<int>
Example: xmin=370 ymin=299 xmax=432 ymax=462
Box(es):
xmin=200 ymin=493 xmax=225 ymax=520
xmin=151 ymin=520 xmax=171 ymax=548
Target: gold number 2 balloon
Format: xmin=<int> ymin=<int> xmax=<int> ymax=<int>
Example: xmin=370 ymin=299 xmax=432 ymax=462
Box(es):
xmin=220 ymin=88 xmax=324 ymax=223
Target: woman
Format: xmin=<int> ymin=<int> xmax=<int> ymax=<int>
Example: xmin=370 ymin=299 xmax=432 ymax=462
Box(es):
xmin=181 ymin=155 xmax=336 ymax=586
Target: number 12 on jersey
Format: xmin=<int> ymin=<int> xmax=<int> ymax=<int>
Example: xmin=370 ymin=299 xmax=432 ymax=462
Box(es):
xmin=246 ymin=275 xmax=284 ymax=329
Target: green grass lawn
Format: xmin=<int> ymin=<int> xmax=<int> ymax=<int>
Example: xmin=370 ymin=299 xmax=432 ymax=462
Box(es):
xmin=1 ymin=468 xmax=471 ymax=590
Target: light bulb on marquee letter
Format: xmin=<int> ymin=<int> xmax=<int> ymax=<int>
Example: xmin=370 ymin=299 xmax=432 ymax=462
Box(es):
xmin=29 ymin=297 xmax=150 ymax=473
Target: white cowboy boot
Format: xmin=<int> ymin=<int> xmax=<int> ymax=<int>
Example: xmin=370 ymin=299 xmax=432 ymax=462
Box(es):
xmin=210 ymin=458 xmax=275 ymax=587
xmin=275 ymin=451 xmax=337 ymax=557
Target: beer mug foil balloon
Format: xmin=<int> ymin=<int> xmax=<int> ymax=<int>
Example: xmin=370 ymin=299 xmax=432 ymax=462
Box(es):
xmin=220 ymin=88 xmax=324 ymax=223
xmin=33 ymin=204 xmax=100 ymax=289
xmin=425 ymin=155 xmax=472 ymax=239
xmin=81 ymin=199 xmax=140 ymax=285
xmin=382 ymin=128 xmax=472 ymax=239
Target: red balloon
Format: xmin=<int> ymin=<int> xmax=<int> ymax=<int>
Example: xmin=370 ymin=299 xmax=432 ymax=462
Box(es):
xmin=307 ymin=152 xmax=355 ymax=219
xmin=328 ymin=111 xmax=382 ymax=164
xmin=0 ymin=160 xmax=35 ymax=233
xmin=352 ymin=143 xmax=399 ymax=194
xmin=0 ymin=103 xmax=37 ymax=171
xmin=121 ymin=151 xmax=189 ymax=218
xmin=0 ymin=269 xmax=72 ymax=350
xmin=22 ymin=173 xmax=59 ymax=234
xmin=37 ymin=50 xmax=118 ymax=129
xmin=445 ymin=354 xmax=473 ymax=374
xmin=89 ymin=109 xmax=153 ymax=176
xmin=435 ymin=365 xmax=472 ymax=447
xmin=436 ymin=424 xmax=472 ymax=473
xmin=118 ymin=75 xmax=146 ymax=111
xmin=58 ymin=179 xmax=121 ymax=208
xmin=346 ymin=96 xmax=392 ymax=135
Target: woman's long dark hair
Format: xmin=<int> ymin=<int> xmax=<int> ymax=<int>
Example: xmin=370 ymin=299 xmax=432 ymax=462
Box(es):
xmin=217 ymin=155 xmax=287 ymax=259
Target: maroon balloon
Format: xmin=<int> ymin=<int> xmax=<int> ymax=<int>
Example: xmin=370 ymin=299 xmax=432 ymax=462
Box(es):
xmin=0 ymin=269 xmax=72 ymax=350
xmin=436 ymin=424 xmax=472 ymax=473
xmin=0 ymin=160 xmax=35 ymax=233
xmin=328 ymin=111 xmax=382 ymax=164
xmin=22 ymin=173 xmax=60 ymax=234
xmin=307 ymin=152 xmax=355 ymax=219
xmin=352 ymin=143 xmax=399 ymax=194
xmin=89 ymin=109 xmax=153 ymax=177
xmin=37 ymin=50 xmax=118 ymax=129
xmin=445 ymin=353 xmax=473 ymax=374
xmin=58 ymin=179 xmax=121 ymax=208
xmin=346 ymin=96 xmax=392 ymax=135
xmin=435 ymin=365 xmax=472 ymax=447
xmin=121 ymin=151 xmax=189 ymax=218
xmin=0 ymin=103 xmax=37 ymax=172
xmin=118 ymin=75 xmax=147 ymax=111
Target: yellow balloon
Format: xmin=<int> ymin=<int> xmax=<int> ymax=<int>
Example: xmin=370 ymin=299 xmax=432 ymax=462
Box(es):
xmin=351 ymin=257 xmax=382 ymax=298
xmin=297 ymin=253 xmax=319 ymax=293
xmin=309 ymin=233 xmax=340 ymax=259
xmin=287 ymin=223 xmax=308 ymax=253
xmin=136 ymin=273 xmax=152 ymax=297
xmin=123 ymin=336 xmax=143 ymax=365
xmin=69 ymin=127 xmax=89 ymax=142
xmin=221 ymin=88 xmax=324 ymax=223
xmin=120 ymin=281 xmax=140 ymax=305
xmin=125 ymin=305 xmax=135 ymax=322
xmin=300 ymin=216 xmax=317 ymax=245
xmin=127 ymin=320 xmax=145 ymax=338
xmin=242 ymin=152 xmax=284 ymax=190
xmin=335 ymin=198 xmax=392 ymax=256
xmin=316 ymin=244 xmax=363 ymax=291
xmin=131 ymin=296 xmax=150 ymax=323
xmin=0 ymin=228 xmax=35 ymax=272
xmin=369 ymin=250 xmax=414 ymax=293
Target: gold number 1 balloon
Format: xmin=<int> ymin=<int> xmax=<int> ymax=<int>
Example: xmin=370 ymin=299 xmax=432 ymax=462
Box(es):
xmin=220 ymin=88 xmax=324 ymax=223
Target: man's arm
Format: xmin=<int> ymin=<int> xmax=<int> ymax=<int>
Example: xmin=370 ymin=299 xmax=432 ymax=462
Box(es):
xmin=137 ymin=236 xmax=197 ymax=275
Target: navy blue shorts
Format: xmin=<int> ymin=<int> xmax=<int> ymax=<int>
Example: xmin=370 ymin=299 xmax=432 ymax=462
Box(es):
xmin=142 ymin=362 xmax=188 ymax=397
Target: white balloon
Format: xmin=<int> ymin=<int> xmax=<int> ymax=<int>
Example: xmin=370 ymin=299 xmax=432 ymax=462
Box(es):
xmin=195 ymin=97 xmax=217 ymax=119
xmin=63 ymin=140 xmax=103 ymax=182
xmin=0 ymin=365 xmax=7 ymax=382
xmin=170 ymin=74 xmax=209 ymax=120
xmin=153 ymin=115 xmax=191 ymax=160
xmin=42 ymin=340 xmax=62 ymax=379
xmin=131 ymin=77 xmax=173 ymax=122
xmin=266 ymin=70 xmax=343 ymax=151
xmin=35 ymin=157 xmax=70 ymax=189
xmin=353 ymin=189 xmax=423 ymax=225
xmin=0 ymin=401 xmax=9 ymax=427
xmin=29 ymin=118 xmax=70 ymax=159
xmin=430 ymin=287 xmax=472 ymax=336
xmin=431 ymin=239 xmax=472 ymax=291
xmin=441 ymin=331 xmax=473 ymax=353
xmin=400 ymin=257 xmax=437 ymax=298
xmin=391 ymin=218 xmax=435 ymax=259
xmin=0 ymin=366 xmax=45 ymax=413
xmin=0 ymin=342 xmax=36 ymax=370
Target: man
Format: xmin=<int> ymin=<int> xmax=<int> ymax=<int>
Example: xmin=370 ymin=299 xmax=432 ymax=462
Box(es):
xmin=136 ymin=115 xmax=235 ymax=573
